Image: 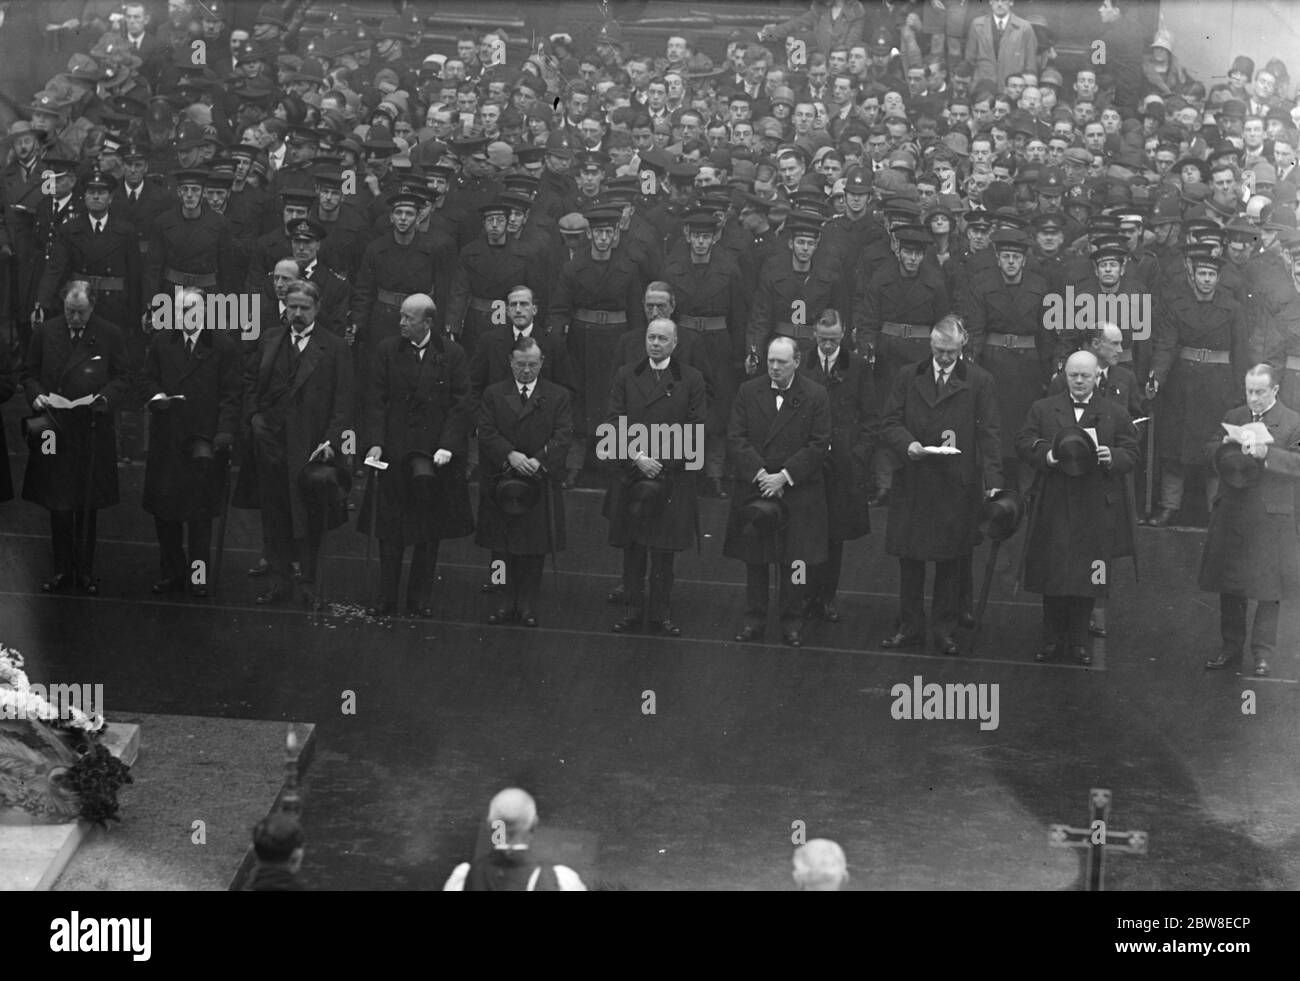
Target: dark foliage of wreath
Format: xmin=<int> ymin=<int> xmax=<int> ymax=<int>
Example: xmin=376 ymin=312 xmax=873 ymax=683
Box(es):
xmin=64 ymin=742 xmax=134 ymax=828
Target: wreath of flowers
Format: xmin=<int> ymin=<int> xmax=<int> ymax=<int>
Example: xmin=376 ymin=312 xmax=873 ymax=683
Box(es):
xmin=0 ymin=645 xmax=104 ymax=734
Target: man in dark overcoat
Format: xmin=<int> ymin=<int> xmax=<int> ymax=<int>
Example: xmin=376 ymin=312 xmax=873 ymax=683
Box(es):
xmin=1017 ymin=351 xmax=1139 ymax=665
xmin=358 ymin=294 xmax=474 ymax=618
xmin=0 ymin=335 xmax=14 ymax=502
xmin=233 ymin=279 xmax=353 ymax=609
xmin=476 ymin=336 xmax=573 ymax=627
xmin=604 ymin=318 xmax=707 ymax=637
xmin=1199 ymin=364 xmax=1300 ymax=677
xmin=880 ymin=317 xmax=1002 ymax=656
xmin=799 ymin=309 xmax=876 ymax=623
xmin=724 ymin=335 xmax=831 ymax=648
xmin=1147 ymin=252 xmax=1249 ymax=526
xmin=142 ymin=287 xmax=241 ymax=597
xmin=469 ymin=285 xmax=574 ymax=404
xmin=21 ymin=281 xmax=131 ymax=593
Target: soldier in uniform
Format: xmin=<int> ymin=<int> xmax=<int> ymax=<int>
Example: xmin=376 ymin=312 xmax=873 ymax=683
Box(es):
xmin=476 ymin=336 xmax=573 ymax=627
xmin=548 ymin=205 xmax=645 ymax=486
xmin=879 ymin=317 xmax=1002 ymax=656
xmin=15 ymin=159 xmax=83 ymax=352
xmin=21 ymin=282 xmax=131 ymax=594
xmin=1199 ymin=364 xmax=1300 ymax=677
xmin=1063 ymin=241 xmax=1152 ymax=376
xmin=854 ymin=223 xmax=951 ymax=505
xmin=267 ymin=124 xmax=318 ymax=204
xmin=1147 ymin=252 xmax=1249 ymax=526
xmin=469 ymin=285 xmax=574 ymax=404
xmin=244 ymin=186 xmax=314 ymax=292
xmin=110 ymin=141 xmax=171 ymax=252
xmin=662 ymin=209 xmax=747 ymax=499
xmin=0 ymin=122 xmax=52 ymax=354
xmin=310 ymin=166 xmax=371 ymax=278
xmin=605 ymin=318 xmax=707 ymax=637
xmin=724 ymin=335 xmax=832 ymax=648
xmin=967 ymin=227 xmax=1053 ymax=492
xmin=359 ymin=294 xmax=474 ymax=618
xmin=233 ymin=279 xmax=353 ymax=610
xmin=799 ymin=309 xmax=876 ymax=623
xmin=445 ymin=198 xmax=541 ymax=362
xmin=749 ymin=212 xmax=846 ymax=367
xmin=144 ymin=168 xmax=234 ymax=298
xmin=283 ymin=218 xmax=349 ymax=337
xmin=1017 ymin=350 xmax=1139 ymax=665
xmin=350 ymin=191 xmax=442 ymax=426
xmin=142 ymin=287 xmax=241 ymax=597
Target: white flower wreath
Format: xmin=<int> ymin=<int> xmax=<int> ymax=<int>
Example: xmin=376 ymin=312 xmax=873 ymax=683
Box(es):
xmin=0 ymin=645 xmax=104 ymax=734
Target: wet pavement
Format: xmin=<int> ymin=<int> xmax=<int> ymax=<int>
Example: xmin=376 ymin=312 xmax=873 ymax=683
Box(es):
xmin=2 ymin=435 xmax=1297 ymax=890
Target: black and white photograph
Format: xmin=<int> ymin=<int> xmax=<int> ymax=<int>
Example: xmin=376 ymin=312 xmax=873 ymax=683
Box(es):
xmin=0 ymin=0 xmax=1297 ymax=931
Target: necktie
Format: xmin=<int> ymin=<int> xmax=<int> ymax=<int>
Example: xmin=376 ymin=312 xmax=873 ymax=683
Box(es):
xmin=519 ymin=385 xmax=529 ymax=403
xmin=938 ymin=370 xmax=949 ymax=393
xmin=186 ymin=336 xmax=196 ymax=358
xmin=130 ymin=189 xmax=139 ymax=203
xmin=1252 ymin=412 xmax=1263 ymax=423
xmin=292 ymin=331 xmax=308 ymax=353
xmin=1074 ymin=401 xmax=1089 ymax=410
xmin=823 ymin=356 xmax=831 ymax=375
xmin=93 ymin=219 xmax=102 ymax=236
xmin=71 ymin=329 xmax=83 ymax=345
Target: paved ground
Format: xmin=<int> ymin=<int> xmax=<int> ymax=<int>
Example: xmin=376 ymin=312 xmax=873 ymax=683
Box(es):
xmin=2 ymin=432 xmax=1297 ymax=890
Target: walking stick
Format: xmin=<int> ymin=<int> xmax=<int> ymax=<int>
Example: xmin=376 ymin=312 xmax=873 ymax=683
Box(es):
xmin=969 ymin=539 xmax=1003 ymax=656
xmin=1144 ymin=389 xmax=1156 ymax=519
xmin=80 ymin=408 xmax=97 ymax=586
xmin=210 ymin=448 xmax=232 ymax=592
xmin=363 ymin=457 xmax=385 ymax=608
xmin=1012 ymin=474 xmax=1043 ymax=597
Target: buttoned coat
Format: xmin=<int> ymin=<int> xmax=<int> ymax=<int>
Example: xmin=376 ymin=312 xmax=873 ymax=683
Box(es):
xmin=801 ymin=346 xmax=877 ymax=541
xmin=964 ymin=12 xmax=1038 ymax=86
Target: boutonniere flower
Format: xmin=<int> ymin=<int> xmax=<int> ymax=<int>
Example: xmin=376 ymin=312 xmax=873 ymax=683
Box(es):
xmin=665 ymin=382 xmax=675 ymax=398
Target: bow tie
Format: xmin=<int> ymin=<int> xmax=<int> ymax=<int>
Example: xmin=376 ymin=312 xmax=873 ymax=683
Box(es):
xmin=1073 ymin=401 xmax=1090 ymax=409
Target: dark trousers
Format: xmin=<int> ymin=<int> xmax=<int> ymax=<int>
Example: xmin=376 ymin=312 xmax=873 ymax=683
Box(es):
xmin=898 ymin=557 xmax=959 ymax=639
xmin=812 ymin=540 xmax=844 ymax=602
xmin=1043 ymin=594 xmax=1095 ymax=649
xmin=506 ymin=554 xmax=546 ymax=613
xmin=1221 ymin=594 xmax=1279 ymax=660
xmin=959 ymin=552 xmax=974 ymax=615
xmin=745 ymin=562 xmax=806 ymax=626
xmin=622 ymin=545 xmax=676 ymax=620
xmin=50 ymin=509 xmax=97 ymax=577
xmin=259 ymin=466 xmax=325 ymax=587
xmin=379 ymin=540 xmax=440 ymax=607
xmin=155 ymin=517 xmax=212 ymax=584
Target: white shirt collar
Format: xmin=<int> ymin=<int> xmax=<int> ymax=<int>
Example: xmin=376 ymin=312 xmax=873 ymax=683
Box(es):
xmin=649 ymin=356 xmax=670 ymax=370
xmin=513 ymin=323 xmax=534 ymax=338
xmin=291 ymin=323 xmax=314 ymax=339
xmin=820 ymin=347 xmax=840 ymax=367
xmin=935 ymin=363 xmax=951 ymax=383
xmin=519 ymin=379 xmax=535 ymax=396
xmin=302 ymin=259 xmax=317 ymax=278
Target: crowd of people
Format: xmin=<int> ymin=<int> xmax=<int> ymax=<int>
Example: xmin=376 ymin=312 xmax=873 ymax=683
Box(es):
xmin=1 ymin=0 xmax=1299 ymax=673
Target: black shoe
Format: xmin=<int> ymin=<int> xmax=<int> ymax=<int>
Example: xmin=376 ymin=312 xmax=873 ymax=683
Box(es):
xmin=486 ymin=607 xmax=515 ymax=625
xmin=367 ymin=601 xmax=398 ymax=617
xmin=653 ymin=619 xmax=682 ymax=637
xmin=41 ymin=573 xmax=74 ymax=593
xmin=1070 ymin=645 xmax=1092 ymax=665
xmin=256 ymin=585 xmax=292 ymax=605
xmin=410 ymin=606 xmax=435 ymax=619
xmin=1088 ymin=618 xmax=1107 ymax=638
xmin=734 ymin=624 xmax=763 ymax=643
xmin=611 ymin=614 xmax=642 ymax=633
xmin=520 ymin=611 xmax=539 ymax=628
xmin=958 ymin=611 xmax=977 ymax=629
xmin=937 ymin=635 xmax=961 ymax=656
xmin=782 ymin=628 xmax=802 ymax=648
xmin=77 ymin=576 xmax=100 ymax=596
xmin=247 ymin=558 xmax=270 ymax=577
xmin=1147 ymin=507 xmax=1178 ymax=527
xmin=881 ymin=632 xmax=923 ymax=649
xmin=1204 ymin=651 xmax=1242 ymax=670
xmin=151 ymin=577 xmax=183 ymax=594
xmin=1034 ymin=643 xmax=1060 ymax=663
xmin=1253 ymin=658 xmax=1270 ymax=677
xmin=607 ymin=585 xmax=626 ymax=605
xmin=820 ymin=601 xmax=842 ymax=623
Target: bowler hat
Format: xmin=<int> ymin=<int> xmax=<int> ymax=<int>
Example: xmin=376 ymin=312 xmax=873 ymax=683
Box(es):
xmin=21 ymin=412 xmax=57 ymax=444
xmin=979 ymin=489 xmax=1024 ymax=542
xmin=63 ymin=356 xmax=108 ymax=401
xmin=297 ymin=460 xmax=352 ymax=505
xmin=1213 ymin=441 xmax=1261 ymax=490
xmin=183 ymin=434 xmax=215 ymax=468
xmin=494 ymin=473 xmax=541 ymax=515
xmin=1052 ymin=425 xmax=1098 ymax=477
xmin=625 ymin=475 xmax=672 ymax=519
xmin=402 ymin=451 xmax=441 ymax=501
xmin=738 ymin=494 xmax=789 ymax=535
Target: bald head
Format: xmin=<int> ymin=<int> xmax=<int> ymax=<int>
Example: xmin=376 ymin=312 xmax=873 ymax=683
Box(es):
xmin=399 ymin=293 xmax=436 ymax=343
xmin=1064 ymin=349 xmax=1100 ymax=399
xmin=793 ymin=839 xmax=848 ymax=891
xmin=488 ymin=788 xmax=538 ymax=843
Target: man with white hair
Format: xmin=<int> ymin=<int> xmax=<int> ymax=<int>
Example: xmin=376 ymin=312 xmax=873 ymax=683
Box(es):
xmin=443 ymin=788 xmax=587 ymax=890
xmin=793 ymin=839 xmax=849 ymax=891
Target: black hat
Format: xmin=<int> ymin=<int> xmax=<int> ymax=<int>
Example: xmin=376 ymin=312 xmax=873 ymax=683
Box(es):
xmin=979 ymin=489 xmax=1024 ymax=542
xmin=964 ymin=207 xmax=994 ymax=228
xmin=893 ymin=224 xmax=933 ymax=248
xmin=297 ymin=461 xmax=352 ymax=505
xmin=494 ymin=474 xmax=541 ymax=515
xmin=183 ymin=434 xmax=216 ymax=469
xmin=203 ymin=170 xmax=234 ymax=190
xmin=478 ymin=199 xmax=511 ymax=218
xmin=402 ymin=451 xmax=441 ymax=502
xmin=739 ymin=495 xmax=789 ymax=535
xmin=683 ymin=208 xmax=719 ymax=231
xmin=1213 ymin=441 xmax=1262 ymax=490
xmin=1090 ymin=244 xmax=1128 ymax=263
xmin=991 ymin=227 xmax=1031 ymax=252
xmin=625 ymin=475 xmax=673 ymax=518
xmin=63 ymin=355 xmax=109 ymax=401
xmin=1032 ymin=212 xmax=1064 ymax=232
xmin=280 ymin=187 xmax=316 ymax=207
xmin=84 ymin=169 xmax=117 ymax=192
xmin=21 ymin=412 xmax=57 ymax=445
xmin=583 ymin=205 xmax=622 ymax=228
xmin=287 ymin=217 xmax=326 ymax=240
xmin=1052 ymin=425 xmax=1098 ymax=477
xmin=387 ymin=190 xmax=422 ymax=211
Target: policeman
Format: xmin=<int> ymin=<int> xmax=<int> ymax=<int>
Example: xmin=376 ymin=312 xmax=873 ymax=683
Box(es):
xmin=284 ymin=218 xmax=350 ymax=337
xmin=749 ymin=212 xmax=845 ymax=367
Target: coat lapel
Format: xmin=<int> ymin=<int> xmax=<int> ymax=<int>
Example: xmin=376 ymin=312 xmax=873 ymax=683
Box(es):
xmin=259 ymin=326 xmax=288 ymax=391
xmin=288 ymin=334 xmax=325 ymax=398
xmin=764 ymin=377 xmax=803 ymax=445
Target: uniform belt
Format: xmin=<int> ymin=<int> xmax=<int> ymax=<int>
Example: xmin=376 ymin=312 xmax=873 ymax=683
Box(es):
xmin=679 ymin=315 xmax=728 ymax=332
xmin=774 ymin=322 xmax=816 ymax=340
xmin=164 ymin=268 xmax=216 ymax=288
xmin=469 ymin=296 xmax=497 ymax=313
xmin=1114 ymin=349 xmax=1133 ymax=363
xmin=880 ymin=322 xmax=930 ymax=339
xmin=985 ymin=331 xmax=1037 ymax=350
xmin=1177 ymin=347 xmax=1230 ymax=364
xmin=573 ymin=308 xmax=627 ymax=325
xmin=377 ymin=288 xmax=410 ymax=307
xmin=74 ymin=274 xmax=124 ymax=292
xmin=1287 ymin=354 xmax=1300 ymax=372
